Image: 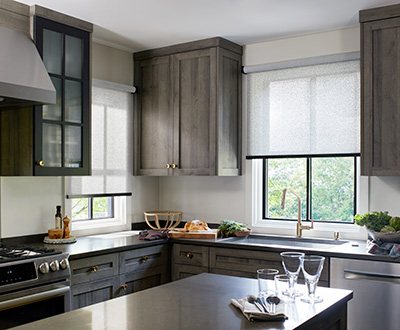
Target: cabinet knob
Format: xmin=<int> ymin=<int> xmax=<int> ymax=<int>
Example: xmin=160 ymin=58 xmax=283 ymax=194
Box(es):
xmin=91 ymin=266 xmax=99 ymax=272
xmin=36 ymin=160 xmax=45 ymax=167
xmin=121 ymin=284 xmax=128 ymax=290
xmin=186 ymin=252 xmax=194 ymax=259
xmin=166 ymin=164 xmax=171 ymax=168
xmin=171 ymin=163 xmax=178 ymax=169
xmin=140 ymin=256 xmax=149 ymax=262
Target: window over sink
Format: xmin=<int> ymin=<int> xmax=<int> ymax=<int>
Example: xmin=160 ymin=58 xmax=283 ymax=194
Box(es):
xmin=246 ymin=54 xmax=361 ymax=230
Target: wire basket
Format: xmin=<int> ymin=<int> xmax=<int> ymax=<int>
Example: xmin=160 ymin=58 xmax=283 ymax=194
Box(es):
xmin=144 ymin=211 xmax=182 ymax=230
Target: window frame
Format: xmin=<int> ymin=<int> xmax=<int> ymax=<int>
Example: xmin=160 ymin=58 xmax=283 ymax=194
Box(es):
xmin=71 ymin=196 xmax=115 ymax=222
xmin=262 ymin=155 xmax=358 ymax=224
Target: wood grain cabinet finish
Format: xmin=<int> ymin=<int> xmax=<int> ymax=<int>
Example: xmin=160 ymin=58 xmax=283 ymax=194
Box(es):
xmin=360 ymin=4 xmax=400 ymax=176
xmin=209 ymin=247 xmax=330 ymax=287
xmin=172 ymin=244 xmax=209 ymax=280
xmin=133 ymin=37 xmax=242 ymax=176
xmin=70 ymin=245 xmax=168 ymax=310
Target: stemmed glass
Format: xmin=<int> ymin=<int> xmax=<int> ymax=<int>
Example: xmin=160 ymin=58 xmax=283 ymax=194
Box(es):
xmin=300 ymin=255 xmax=325 ymax=303
xmin=280 ymin=251 xmax=305 ymax=299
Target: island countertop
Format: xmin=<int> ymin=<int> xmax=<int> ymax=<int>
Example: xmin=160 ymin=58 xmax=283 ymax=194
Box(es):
xmin=11 ymin=273 xmax=353 ymax=330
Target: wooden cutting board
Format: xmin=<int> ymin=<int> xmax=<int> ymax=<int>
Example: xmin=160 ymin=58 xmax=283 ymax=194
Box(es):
xmin=168 ymin=228 xmax=218 ymax=239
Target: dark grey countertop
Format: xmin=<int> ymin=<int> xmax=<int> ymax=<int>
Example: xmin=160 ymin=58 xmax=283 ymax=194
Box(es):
xmin=37 ymin=231 xmax=168 ymax=260
xmin=32 ymin=230 xmax=400 ymax=263
xmin=11 ymin=273 xmax=353 ymax=330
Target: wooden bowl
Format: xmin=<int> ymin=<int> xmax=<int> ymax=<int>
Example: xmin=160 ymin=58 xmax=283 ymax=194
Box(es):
xmin=220 ymin=229 xmax=252 ymax=237
xmin=48 ymin=228 xmax=63 ymax=239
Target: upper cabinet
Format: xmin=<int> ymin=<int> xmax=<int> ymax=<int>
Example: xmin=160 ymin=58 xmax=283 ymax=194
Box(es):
xmin=133 ymin=37 xmax=242 ymax=176
xmin=0 ymin=6 xmax=92 ymax=176
xmin=33 ymin=16 xmax=91 ymax=176
xmin=360 ymin=4 xmax=400 ymax=176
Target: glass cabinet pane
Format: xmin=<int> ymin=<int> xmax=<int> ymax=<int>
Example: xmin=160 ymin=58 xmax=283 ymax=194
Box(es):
xmin=65 ymin=35 xmax=82 ymax=79
xmin=43 ymin=29 xmax=62 ymax=75
xmin=43 ymin=77 xmax=62 ymax=120
xmin=43 ymin=123 xmax=62 ymax=167
xmin=65 ymin=80 xmax=82 ymax=123
xmin=65 ymin=125 xmax=82 ymax=168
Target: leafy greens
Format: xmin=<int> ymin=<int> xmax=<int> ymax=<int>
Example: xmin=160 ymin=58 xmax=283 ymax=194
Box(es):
xmin=218 ymin=219 xmax=249 ymax=237
xmin=354 ymin=211 xmax=392 ymax=232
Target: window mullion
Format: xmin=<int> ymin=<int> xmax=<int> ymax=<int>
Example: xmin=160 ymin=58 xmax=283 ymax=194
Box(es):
xmin=307 ymin=157 xmax=311 ymax=222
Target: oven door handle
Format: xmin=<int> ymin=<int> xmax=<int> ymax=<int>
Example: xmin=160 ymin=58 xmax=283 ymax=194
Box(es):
xmin=0 ymin=286 xmax=70 ymax=311
xmin=344 ymin=269 xmax=400 ymax=284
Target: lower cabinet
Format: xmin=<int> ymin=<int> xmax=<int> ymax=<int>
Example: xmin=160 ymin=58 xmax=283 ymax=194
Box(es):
xmin=70 ymin=244 xmax=168 ymax=310
xmin=171 ymin=244 xmax=209 ymax=280
xmin=209 ymin=247 xmax=330 ymax=287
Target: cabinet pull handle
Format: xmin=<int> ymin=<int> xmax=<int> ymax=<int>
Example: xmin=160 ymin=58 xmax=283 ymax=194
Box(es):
xmin=171 ymin=163 xmax=178 ymax=169
xmin=186 ymin=252 xmax=194 ymax=259
xmin=36 ymin=160 xmax=45 ymax=167
xmin=140 ymin=256 xmax=149 ymax=262
xmin=121 ymin=284 xmax=128 ymax=290
xmin=91 ymin=266 xmax=99 ymax=272
xmin=166 ymin=164 xmax=171 ymax=168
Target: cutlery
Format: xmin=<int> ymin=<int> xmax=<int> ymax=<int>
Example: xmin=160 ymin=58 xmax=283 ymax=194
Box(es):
xmin=247 ymin=295 xmax=265 ymax=313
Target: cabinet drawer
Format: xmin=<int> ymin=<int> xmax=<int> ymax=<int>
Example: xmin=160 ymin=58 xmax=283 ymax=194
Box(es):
xmin=172 ymin=244 xmax=209 ymax=267
xmin=71 ymin=276 xmax=119 ymax=310
xmin=70 ymin=253 xmax=119 ymax=285
xmin=119 ymin=244 xmax=167 ymax=274
xmin=119 ymin=266 xmax=166 ymax=296
xmin=210 ymin=247 xmax=329 ymax=284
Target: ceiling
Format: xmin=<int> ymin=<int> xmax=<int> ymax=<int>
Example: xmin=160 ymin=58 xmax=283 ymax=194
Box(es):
xmin=16 ymin=0 xmax=400 ymax=52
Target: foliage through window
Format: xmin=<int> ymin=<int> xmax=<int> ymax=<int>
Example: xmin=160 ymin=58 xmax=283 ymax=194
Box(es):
xmin=264 ymin=157 xmax=356 ymax=223
xmin=71 ymin=197 xmax=114 ymax=221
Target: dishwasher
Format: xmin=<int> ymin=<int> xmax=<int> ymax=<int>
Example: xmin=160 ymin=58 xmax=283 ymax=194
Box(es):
xmin=330 ymin=257 xmax=400 ymax=330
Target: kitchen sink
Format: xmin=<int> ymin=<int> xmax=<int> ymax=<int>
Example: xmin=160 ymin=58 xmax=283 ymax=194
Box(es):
xmin=221 ymin=234 xmax=348 ymax=251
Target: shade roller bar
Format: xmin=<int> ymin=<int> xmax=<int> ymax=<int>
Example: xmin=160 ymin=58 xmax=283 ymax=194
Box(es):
xmin=246 ymin=153 xmax=360 ymax=160
xmin=67 ymin=192 xmax=132 ymax=199
xmin=247 ymin=59 xmax=360 ymax=158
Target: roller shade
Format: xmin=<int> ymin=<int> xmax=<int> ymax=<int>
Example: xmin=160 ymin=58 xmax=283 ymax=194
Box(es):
xmin=66 ymin=80 xmax=134 ymax=197
xmin=246 ymin=59 xmax=360 ymax=159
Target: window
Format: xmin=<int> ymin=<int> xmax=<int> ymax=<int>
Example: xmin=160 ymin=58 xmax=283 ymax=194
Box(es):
xmin=66 ymin=79 xmax=135 ymax=233
xmin=247 ymin=55 xmax=360 ymax=226
xmin=71 ymin=197 xmax=114 ymax=221
xmin=264 ymin=156 xmax=357 ymax=223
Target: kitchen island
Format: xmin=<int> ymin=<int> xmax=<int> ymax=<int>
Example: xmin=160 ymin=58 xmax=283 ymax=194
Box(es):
xmin=11 ymin=273 xmax=353 ymax=330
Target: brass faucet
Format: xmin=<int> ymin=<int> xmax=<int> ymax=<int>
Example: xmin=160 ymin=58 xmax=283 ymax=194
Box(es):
xmin=280 ymin=188 xmax=313 ymax=238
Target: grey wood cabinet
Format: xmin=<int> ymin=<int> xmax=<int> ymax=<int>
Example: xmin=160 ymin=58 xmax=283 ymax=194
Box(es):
xmin=171 ymin=244 xmax=209 ymax=280
xmin=70 ymin=244 xmax=168 ymax=310
xmin=209 ymin=247 xmax=330 ymax=287
xmin=360 ymin=4 xmax=400 ymax=176
xmin=133 ymin=37 xmax=242 ymax=176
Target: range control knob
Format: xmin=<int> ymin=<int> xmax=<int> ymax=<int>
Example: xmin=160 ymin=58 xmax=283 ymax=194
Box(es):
xmin=39 ymin=262 xmax=50 ymax=274
xmin=60 ymin=258 xmax=70 ymax=270
xmin=50 ymin=260 xmax=60 ymax=272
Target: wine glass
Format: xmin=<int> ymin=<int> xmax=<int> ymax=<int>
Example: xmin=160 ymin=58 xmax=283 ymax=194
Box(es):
xmin=280 ymin=251 xmax=305 ymax=299
xmin=300 ymin=255 xmax=325 ymax=303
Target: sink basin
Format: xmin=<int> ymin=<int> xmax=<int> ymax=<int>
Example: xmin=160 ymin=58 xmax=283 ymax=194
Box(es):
xmin=222 ymin=234 xmax=348 ymax=251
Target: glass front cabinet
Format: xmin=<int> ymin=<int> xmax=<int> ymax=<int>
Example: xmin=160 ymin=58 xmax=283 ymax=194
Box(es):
xmin=33 ymin=16 xmax=90 ymax=176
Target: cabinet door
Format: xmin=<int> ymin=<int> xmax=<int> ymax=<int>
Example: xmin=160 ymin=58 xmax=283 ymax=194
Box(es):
xmin=71 ymin=276 xmax=119 ymax=310
xmin=118 ymin=267 xmax=166 ymax=296
xmin=134 ymin=56 xmax=173 ymax=175
xmin=361 ymin=17 xmax=400 ymax=176
xmin=172 ymin=48 xmax=217 ymax=175
xmin=33 ymin=16 xmax=90 ymax=176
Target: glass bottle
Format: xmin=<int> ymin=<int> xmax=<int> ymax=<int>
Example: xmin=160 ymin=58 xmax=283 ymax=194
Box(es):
xmin=55 ymin=205 xmax=62 ymax=229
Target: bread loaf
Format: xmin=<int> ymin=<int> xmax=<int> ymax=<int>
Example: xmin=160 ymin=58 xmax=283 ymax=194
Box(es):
xmin=184 ymin=220 xmax=210 ymax=231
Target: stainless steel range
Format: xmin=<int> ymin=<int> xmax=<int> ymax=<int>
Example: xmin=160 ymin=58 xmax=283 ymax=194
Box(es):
xmin=0 ymin=244 xmax=71 ymax=329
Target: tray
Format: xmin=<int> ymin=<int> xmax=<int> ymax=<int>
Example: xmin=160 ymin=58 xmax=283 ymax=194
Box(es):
xmin=43 ymin=236 xmax=77 ymax=244
xmin=168 ymin=228 xmax=218 ymax=239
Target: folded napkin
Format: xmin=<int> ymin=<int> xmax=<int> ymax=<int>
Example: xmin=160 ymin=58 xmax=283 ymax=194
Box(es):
xmin=138 ymin=229 xmax=169 ymax=240
xmin=366 ymin=239 xmax=400 ymax=258
xmin=231 ymin=297 xmax=288 ymax=322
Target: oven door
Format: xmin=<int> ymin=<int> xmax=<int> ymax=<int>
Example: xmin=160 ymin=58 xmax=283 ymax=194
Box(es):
xmin=0 ymin=283 xmax=71 ymax=330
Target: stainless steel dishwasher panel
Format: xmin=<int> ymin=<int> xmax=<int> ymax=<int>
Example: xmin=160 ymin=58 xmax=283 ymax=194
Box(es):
xmin=330 ymin=257 xmax=400 ymax=330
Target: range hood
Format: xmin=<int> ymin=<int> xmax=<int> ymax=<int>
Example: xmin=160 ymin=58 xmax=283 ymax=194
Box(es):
xmin=0 ymin=25 xmax=56 ymax=108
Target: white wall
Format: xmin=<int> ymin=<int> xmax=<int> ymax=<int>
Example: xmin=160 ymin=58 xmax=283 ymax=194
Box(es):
xmin=0 ymin=42 xmax=159 ymax=238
